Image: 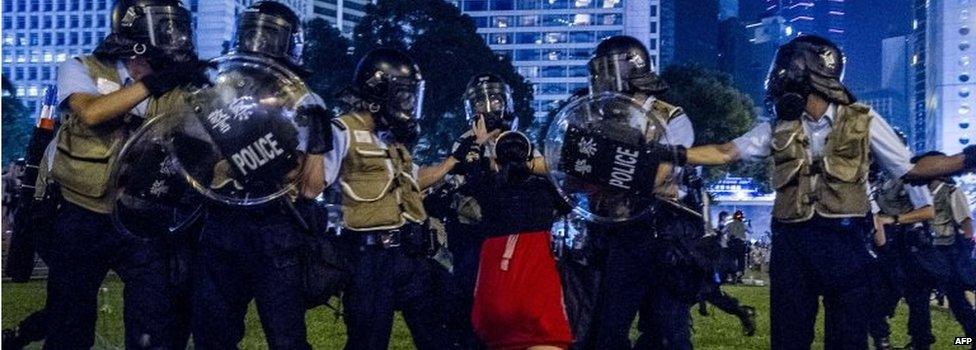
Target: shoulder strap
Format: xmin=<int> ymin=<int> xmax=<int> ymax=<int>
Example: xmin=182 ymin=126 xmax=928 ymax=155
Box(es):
xmin=651 ymin=99 xmax=684 ymax=123
xmin=79 ymin=55 xmax=121 ymax=85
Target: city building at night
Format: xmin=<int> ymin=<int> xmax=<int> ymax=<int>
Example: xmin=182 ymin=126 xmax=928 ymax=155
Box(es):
xmin=2 ymin=0 xmax=114 ymax=112
xmin=309 ymin=0 xmax=371 ymax=35
xmin=1 ymin=0 xmax=359 ymax=113
xmin=921 ymin=0 xmax=976 ymax=154
xmin=453 ymin=0 xmax=663 ymax=122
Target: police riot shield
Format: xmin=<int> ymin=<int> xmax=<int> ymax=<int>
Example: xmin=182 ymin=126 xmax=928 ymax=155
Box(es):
xmin=170 ymin=53 xmax=306 ymax=205
xmin=543 ymin=92 xmax=675 ymax=223
xmin=111 ymin=114 xmax=203 ymax=239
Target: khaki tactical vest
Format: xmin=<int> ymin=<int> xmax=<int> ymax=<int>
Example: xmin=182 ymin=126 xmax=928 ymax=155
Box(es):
xmin=770 ymin=103 xmax=873 ymax=222
xmin=930 ymin=180 xmax=961 ymax=245
xmin=334 ymin=112 xmax=427 ymax=231
xmin=875 ymin=178 xmax=915 ymax=217
xmin=50 ymin=56 xmax=187 ymax=213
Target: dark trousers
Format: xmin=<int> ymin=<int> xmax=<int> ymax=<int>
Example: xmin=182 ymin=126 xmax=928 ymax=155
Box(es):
xmin=559 ymin=258 xmax=603 ymax=350
xmin=44 ymin=202 xmax=186 ymax=349
xmin=868 ymin=249 xmax=903 ymax=343
xmin=770 ymin=217 xmax=872 ymax=350
xmin=939 ymin=242 xmax=976 ymax=338
xmin=591 ymin=209 xmax=700 ymax=350
xmin=945 ymin=285 xmax=976 ymax=337
xmin=342 ymin=242 xmax=453 ymax=350
xmin=698 ymin=283 xmax=750 ymax=318
xmin=191 ymin=208 xmax=310 ymax=350
xmin=445 ymin=222 xmax=485 ymax=349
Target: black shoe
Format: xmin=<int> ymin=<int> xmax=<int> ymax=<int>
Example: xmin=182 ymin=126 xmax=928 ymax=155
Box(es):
xmin=2 ymin=328 xmax=27 ymax=350
xmin=874 ymin=337 xmax=892 ymax=350
xmin=738 ymin=306 xmax=757 ymax=337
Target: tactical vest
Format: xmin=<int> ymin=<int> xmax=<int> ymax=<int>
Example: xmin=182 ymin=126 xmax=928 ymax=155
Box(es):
xmin=770 ymin=103 xmax=873 ymax=222
xmin=50 ymin=56 xmax=187 ymax=214
xmin=875 ymin=178 xmax=915 ymax=217
xmin=931 ymin=180 xmax=961 ymax=245
xmin=334 ymin=112 xmax=427 ymax=231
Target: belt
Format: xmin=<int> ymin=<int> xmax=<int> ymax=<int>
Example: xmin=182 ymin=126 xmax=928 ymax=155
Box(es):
xmin=353 ymin=224 xmax=418 ymax=249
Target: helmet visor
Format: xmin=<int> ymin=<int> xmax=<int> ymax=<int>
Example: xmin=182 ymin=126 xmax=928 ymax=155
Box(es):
xmin=588 ymin=54 xmax=634 ymax=94
xmin=389 ymin=78 xmax=425 ymax=122
xmin=143 ymin=6 xmax=194 ymax=59
xmin=236 ymin=12 xmax=301 ymax=65
xmin=464 ymin=82 xmax=510 ymax=119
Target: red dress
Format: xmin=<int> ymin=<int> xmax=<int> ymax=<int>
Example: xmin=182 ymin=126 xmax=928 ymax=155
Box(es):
xmin=471 ymin=230 xmax=573 ymax=350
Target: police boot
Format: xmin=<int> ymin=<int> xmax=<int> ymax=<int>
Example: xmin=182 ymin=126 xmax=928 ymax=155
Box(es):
xmin=2 ymin=328 xmax=29 ymax=350
xmin=698 ymin=302 xmax=709 ymax=316
xmin=738 ymin=306 xmax=757 ymax=337
xmin=873 ymin=337 xmax=892 ymax=350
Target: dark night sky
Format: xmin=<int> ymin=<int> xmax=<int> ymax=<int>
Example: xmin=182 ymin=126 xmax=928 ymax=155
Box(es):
xmin=841 ymin=0 xmax=913 ymax=93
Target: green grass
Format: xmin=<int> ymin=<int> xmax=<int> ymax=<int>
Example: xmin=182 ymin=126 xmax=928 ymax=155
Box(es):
xmin=2 ymin=277 xmax=970 ymax=349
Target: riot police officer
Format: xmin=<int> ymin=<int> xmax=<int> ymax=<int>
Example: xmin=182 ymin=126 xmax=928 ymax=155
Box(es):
xmin=868 ymin=163 xmax=936 ymax=350
xmin=322 ymin=48 xmax=457 ymax=350
xmin=45 ymin=0 xmax=204 ymax=347
xmin=584 ymin=35 xmax=703 ymax=350
xmin=674 ymin=35 xmax=934 ymax=349
xmin=917 ymin=152 xmax=976 ymax=343
xmin=188 ymin=2 xmax=331 ymax=349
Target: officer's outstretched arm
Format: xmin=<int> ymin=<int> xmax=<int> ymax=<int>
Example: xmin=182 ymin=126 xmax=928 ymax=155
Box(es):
xmin=418 ymin=158 xmax=460 ymax=191
xmin=904 ymin=153 xmax=968 ymax=180
xmin=67 ymin=85 xmax=151 ymax=126
xmin=875 ymin=206 xmax=935 ymax=226
xmin=686 ymin=142 xmax=741 ymax=166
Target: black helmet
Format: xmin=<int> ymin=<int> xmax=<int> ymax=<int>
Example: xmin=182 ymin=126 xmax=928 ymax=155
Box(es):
xmin=464 ymin=73 xmax=516 ymax=132
xmin=353 ymin=48 xmax=425 ymax=143
xmin=588 ymin=35 xmax=668 ymax=95
xmin=234 ymin=1 xmax=305 ymax=67
xmin=766 ymin=35 xmax=855 ymax=119
xmin=97 ymin=0 xmax=194 ymax=63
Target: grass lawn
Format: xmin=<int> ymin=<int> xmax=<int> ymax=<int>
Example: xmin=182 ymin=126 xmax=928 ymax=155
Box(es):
xmin=2 ymin=277 xmax=970 ymax=349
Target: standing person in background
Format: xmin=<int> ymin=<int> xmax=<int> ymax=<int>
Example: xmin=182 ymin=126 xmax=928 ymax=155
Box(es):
xmin=867 ymin=162 xmax=936 ymax=350
xmin=917 ymin=152 xmax=976 ymax=343
xmin=724 ymin=211 xmax=749 ymax=283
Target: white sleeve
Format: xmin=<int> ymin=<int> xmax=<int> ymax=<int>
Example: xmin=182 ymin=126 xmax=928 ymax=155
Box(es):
xmin=663 ymin=114 xmax=695 ymax=147
xmin=731 ymin=122 xmax=773 ymax=163
xmin=323 ymin=124 xmax=349 ymax=186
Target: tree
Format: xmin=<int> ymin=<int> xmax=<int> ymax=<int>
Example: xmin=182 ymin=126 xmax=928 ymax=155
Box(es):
xmin=351 ymin=0 xmax=533 ymax=163
xmin=659 ymin=64 xmax=770 ymax=192
xmin=2 ymin=76 xmax=33 ymax=164
xmin=303 ymin=18 xmax=356 ymax=111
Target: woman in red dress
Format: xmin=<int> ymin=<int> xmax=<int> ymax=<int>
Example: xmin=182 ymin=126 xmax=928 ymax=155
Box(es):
xmin=464 ymin=130 xmax=573 ymax=350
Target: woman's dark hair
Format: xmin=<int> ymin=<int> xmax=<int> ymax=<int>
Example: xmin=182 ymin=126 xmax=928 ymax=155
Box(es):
xmin=494 ymin=131 xmax=533 ymax=185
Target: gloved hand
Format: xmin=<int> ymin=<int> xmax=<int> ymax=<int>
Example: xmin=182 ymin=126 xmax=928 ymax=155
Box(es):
xmin=297 ymin=104 xmax=334 ymax=155
xmin=451 ymin=135 xmax=481 ymax=163
xmin=644 ymin=143 xmax=688 ymax=166
xmin=965 ymin=145 xmax=976 ymax=171
xmin=142 ymin=60 xmax=212 ymax=97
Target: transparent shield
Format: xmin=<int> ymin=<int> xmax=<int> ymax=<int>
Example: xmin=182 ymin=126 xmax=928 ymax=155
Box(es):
xmin=171 ymin=54 xmax=307 ymax=205
xmin=111 ymin=115 xmax=203 ymax=239
xmin=543 ymin=92 xmax=675 ymax=223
